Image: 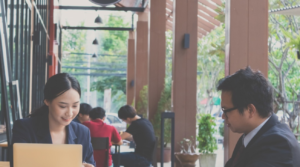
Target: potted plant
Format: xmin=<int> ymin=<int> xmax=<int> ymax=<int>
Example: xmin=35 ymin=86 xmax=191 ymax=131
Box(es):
xmin=197 ymin=114 xmax=218 ymax=167
xmin=174 ymin=137 xmax=200 ymax=167
xmin=151 ymin=83 xmax=172 ymax=162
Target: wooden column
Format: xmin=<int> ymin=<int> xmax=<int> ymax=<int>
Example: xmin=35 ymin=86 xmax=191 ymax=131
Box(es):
xmin=172 ymin=0 xmax=198 ymax=165
xmin=134 ymin=11 xmax=149 ymax=111
xmin=224 ymin=0 xmax=268 ymax=162
xmin=127 ymin=31 xmax=135 ymax=105
xmin=148 ymin=0 xmax=166 ymax=121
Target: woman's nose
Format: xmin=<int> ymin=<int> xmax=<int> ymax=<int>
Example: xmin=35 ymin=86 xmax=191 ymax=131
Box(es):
xmin=66 ymin=107 xmax=73 ymax=117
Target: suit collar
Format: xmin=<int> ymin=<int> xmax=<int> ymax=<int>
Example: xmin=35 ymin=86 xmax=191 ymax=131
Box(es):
xmin=67 ymin=123 xmax=77 ymax=144
xmin=231 ymin=113 xmax=278 ymax=167
xmin=247 ymin=113 xmax=278 ymax=147
xmin=34 ymin=112 xmax=78 ymax=144
xmin=243 ymin=116 xmax=271 ymax=147
xmin=35 ymin=113 xmax=52 ymax=143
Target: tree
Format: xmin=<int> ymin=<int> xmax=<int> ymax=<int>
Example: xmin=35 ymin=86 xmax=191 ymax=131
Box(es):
xmin=268 ymin=0 xmax=300 ymax=132
xmin=61 ymin=14 xmax=130 ymax=112
xmin=197 ymin=26 xmax=225 ymax=114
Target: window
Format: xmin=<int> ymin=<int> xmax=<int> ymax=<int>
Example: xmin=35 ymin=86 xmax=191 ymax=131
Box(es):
xmin=107 ymin=115 xmax=121 ymax=124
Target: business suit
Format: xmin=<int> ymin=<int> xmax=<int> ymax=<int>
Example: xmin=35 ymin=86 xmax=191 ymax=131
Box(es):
xmin=225 ymin=114 xmax=300 ymax=167
xmin=12 ymin=112 xmax=96 ymax=166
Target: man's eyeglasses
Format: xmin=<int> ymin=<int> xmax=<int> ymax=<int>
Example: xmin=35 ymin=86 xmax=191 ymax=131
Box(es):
xmin=221 ymin=107 xmax=237 ymax=118
xmin=221 ymin=107 xmax=238 ymax=113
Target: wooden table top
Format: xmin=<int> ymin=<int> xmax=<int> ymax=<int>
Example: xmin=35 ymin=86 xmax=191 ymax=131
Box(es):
xmin=0 ymin=161 xmax=9 ymax=167
xmin=0 ymin=142 xmax=7 ymax=148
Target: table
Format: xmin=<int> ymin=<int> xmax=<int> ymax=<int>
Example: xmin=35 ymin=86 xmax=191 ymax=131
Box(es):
xmin=0 ymin=142 xmax=7 ymax=161
xmin=0 ymin=161 xmax=9 ymax=167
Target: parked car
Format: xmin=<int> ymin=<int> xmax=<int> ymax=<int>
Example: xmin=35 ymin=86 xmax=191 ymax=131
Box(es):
xmin=104 ymin=113 xmax=127 ymax=132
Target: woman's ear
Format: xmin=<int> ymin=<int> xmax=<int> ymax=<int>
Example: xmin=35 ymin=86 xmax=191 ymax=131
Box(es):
xmin=44 ymin=100 xmax=50 ymax=106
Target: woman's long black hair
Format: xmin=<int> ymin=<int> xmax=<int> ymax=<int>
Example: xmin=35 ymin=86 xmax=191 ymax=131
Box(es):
xmin=29 ymin=73 xmax=81 ymax=117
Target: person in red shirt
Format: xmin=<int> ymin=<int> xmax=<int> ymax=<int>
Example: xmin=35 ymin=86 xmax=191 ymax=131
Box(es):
xmin=83 ymin=107 xmax=123 ymax=167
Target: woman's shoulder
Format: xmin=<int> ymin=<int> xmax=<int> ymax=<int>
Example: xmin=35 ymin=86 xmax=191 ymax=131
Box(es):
xmin=14 ymin=117 xmax=39 ymax=128
xmin=69 ymin=121 xmax=90 ymax=135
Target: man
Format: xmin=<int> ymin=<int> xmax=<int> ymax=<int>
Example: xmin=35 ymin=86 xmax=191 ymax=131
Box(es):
xmin=83 ymin=107 xmax=122 ymax=167
xmin=73 ymin=103 xmax=92 ymax=124
xmin=113 ymin=105 xmax=155 ymax=167
xmin=218 ymin=67 xmax=300 ymax=167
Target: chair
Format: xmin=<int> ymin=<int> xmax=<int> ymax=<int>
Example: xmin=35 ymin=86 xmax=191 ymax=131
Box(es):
xmin=113 ymin=144 xmax=121 ymax=167
xmin=91 ymin=137 xmax=109 ymax=167
xmin=151 ymin=137 xmax=158 ymax=167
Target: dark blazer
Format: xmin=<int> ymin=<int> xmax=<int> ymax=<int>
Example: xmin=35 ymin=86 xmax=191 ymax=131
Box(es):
xmin=225 ymin=114 xmax=300 ymax=167
xmin=12 ymin=113 xmax=96 ymax=166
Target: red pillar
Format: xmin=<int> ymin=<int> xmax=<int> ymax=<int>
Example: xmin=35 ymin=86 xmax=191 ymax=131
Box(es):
xmin=148 ymin=0 xmax=166 ymax=121
xmin=172 ymin=0 xmax=198 ymax=166
xmin=224 ymin=0 xmax=268 ymax=162
xmin=127 ymin=31 xmax=135 ymax=105
xmin=48 ymin=0 xmax=56 ymax=78
xmin=134 ymin=11 xmax=149 ymax=112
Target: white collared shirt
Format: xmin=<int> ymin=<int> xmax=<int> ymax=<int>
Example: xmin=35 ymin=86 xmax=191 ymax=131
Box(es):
xmin=243 ymin=116 xmax=271 ymax=147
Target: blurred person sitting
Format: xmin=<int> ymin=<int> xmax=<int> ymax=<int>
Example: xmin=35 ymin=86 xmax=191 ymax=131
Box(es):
xmin=83 ymin=107 xmax=122 ymax=167
xmin=113 ymin=105 xmax=155 ymax=167
xmin=73 ymin=103 xmax=92 ymax=124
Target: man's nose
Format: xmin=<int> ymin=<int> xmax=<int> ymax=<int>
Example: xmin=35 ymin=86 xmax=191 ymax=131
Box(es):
xmin=222 ymin=112 xmax=225 ymax=119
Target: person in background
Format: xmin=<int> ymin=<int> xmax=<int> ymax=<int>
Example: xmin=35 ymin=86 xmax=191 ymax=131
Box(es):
xmin=113 ymin=105 xmax=155 ymax=167
xmin=218 ymin=67 xmax=300 ymax=167
xmin=83 ymin=107 xmax=122 ymax=167
xmin=12 ymin=73 xmax=95 ymax=167
xmin=73 ymin=103 xmax=92 ymax=124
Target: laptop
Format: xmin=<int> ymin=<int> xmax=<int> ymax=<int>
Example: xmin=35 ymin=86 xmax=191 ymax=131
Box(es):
xmin=14 ymin=143 xmax=82 ymax=167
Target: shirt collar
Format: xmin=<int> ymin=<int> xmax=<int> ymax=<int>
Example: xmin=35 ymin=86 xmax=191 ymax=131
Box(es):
xmin=243 ymin=116 xmax=271 ymax=147
xmin=91 ymin=119 xmax=104 ymax=123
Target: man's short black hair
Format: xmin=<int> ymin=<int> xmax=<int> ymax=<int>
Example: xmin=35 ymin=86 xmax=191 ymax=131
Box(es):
xmin=89 ymin=107 xmax=106 ymax=120
xmin=79 ymin=103 xmax=92 ymax=115
xmin=118 ymin=105 xmax=136 ymax=120
xmin=217 ymin=66 xmax=273 ymax=118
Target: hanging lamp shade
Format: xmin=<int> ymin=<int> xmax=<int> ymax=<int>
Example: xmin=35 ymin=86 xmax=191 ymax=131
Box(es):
xmin=92 ymin=53 xmax=97 ymax=58
xmin=95 ymin=15 xmax=103 ymax=24
xmin=89 ymin=0 xmax=121 ymax=7
xmin=92 ymin=38 xmax=99 ymax=45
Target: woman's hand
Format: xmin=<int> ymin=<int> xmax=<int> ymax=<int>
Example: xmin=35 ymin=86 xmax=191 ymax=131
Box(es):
xmin=82 ymin=162 xmax=94 ymax=167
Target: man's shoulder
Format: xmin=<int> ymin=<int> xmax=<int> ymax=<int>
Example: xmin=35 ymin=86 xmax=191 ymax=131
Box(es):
xmin=254 ymin=123 xmax=298 ymax=150
xmin=134 ymin=118 xmax=151 ymax=125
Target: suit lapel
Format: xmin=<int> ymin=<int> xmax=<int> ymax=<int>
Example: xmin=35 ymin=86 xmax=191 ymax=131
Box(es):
xmin=225 ymin=136 xmax=243 ymax=167
xmin=247 ymin=114 xmax=278 ymax=148
xmin=34 ymin=113 xmax=79 ymax=144
xmin=234 ymin=114 xmax=279 ymax=167
xmin=35 ymin=113 xmax=52 ymax=143
xmin=67 ymin=123 xmax=77 ymax=144
xmin=232 ymin=138 xmax=246 ymax=167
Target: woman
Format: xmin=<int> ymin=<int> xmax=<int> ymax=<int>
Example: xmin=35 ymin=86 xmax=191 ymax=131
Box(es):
xmin=12 ymin=73 xmax=95 ymax=167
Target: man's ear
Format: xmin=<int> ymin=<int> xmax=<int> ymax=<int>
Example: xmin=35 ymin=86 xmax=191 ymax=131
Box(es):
xmin=78 ymin=113 xmax=83 ymax=118
xmin=248 ymin=104 xmax=257 ymax=117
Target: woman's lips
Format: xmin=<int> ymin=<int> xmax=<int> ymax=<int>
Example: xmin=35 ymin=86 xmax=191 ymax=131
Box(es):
xmin=62 ymin=117 xmax=72 ymax=122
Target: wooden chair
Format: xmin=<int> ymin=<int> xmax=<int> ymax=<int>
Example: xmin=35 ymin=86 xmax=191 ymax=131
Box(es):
xmin=91 ymin=137 xmax=109 ymax=167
